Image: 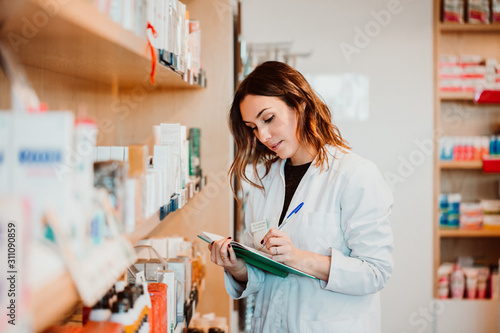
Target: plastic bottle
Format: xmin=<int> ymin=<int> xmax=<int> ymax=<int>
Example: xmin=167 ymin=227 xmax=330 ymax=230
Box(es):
xmin=489 ymin=135 xmax=496 ymax=155
xmin=447 ymin=193 xmax=461 ymax=228
xmin=496 ymin=135 xmax=500 ymax=156
xmin=438 ymin=276 xmax=450 ymax=299
xmin=450 ymin=264 xmax=465 ymax=299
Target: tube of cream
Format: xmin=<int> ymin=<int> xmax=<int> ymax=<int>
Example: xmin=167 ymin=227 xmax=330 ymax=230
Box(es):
xmin=464 ymin=267 xmax=479 ymax=299
xmin=477 ymin=267 xmax=490 ymax=299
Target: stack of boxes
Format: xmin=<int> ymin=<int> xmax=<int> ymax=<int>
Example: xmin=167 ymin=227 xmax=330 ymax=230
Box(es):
xmin=93 ymin=123 xmax=203 ymax=233
xmin=481 ymin=199 xmax=500 ymax=229
xmin=439 ymin=135 xmax=490 ymax=161
xmin=442 ymin=0 xmax=500 ymax=24
xmin=439 ymin=55 xmax=500 ymax=92
xmin=439 ymin=195 xmax=500 ymax=230
xmin=131 ymin=237 xmax=204 ymax=332
xmin=89 ymin=0 xmax=204 ymax=84
xmin=0 ymin=112 xmax=98 ymax=252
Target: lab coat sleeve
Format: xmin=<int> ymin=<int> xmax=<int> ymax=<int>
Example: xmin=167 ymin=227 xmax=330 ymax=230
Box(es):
xmin=224 ymin=263 xmax=266 ymax=299
xmin=224 ymin=181 xmax=266 ymax=299
xmin=321 ymin=160 xmax=394 ymax=295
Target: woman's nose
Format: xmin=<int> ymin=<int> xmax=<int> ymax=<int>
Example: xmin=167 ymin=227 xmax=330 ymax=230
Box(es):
xmin=257 ymin=127 xmax=271 ymax=143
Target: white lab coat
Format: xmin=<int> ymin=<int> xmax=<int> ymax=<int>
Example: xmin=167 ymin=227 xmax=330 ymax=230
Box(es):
xmin=225 ymin=146 xmax=394 ymax=333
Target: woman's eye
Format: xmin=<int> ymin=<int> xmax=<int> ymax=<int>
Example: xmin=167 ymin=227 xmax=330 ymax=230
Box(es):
xmin=264 ymin=115 xmax=274 ymax=123
xmin=250 ymin=126 xmax=257 ymax=131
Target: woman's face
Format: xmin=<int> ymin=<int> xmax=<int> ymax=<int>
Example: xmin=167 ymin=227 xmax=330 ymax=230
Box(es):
xmin=240 ymin=94 xmax=314 ymax=165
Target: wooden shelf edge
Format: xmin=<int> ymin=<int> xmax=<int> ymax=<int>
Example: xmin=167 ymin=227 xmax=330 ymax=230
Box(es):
xmin=432 ymin=297 xmax=499 ymax=302
xmin=127 ymin=182 xmax=206 ymax=244
xmin=30 ymin=270 xmax=80 ymax=332
xmin=439 ymin=160 xmax=483 ymax=169
xmin=30 ymin=0 xmax=147 ymax=56
xmin=1 ymin=0 xmax=200 ymax=89
xmin=127 ymin=208 xmax=166 ymax=245
xmin=439 ymin=229 xmax=500 ymax=237
xmin=439 ymin=22 xmax=500 ymax=32
xmin=439 ymin=91 xmax=475 ymax=101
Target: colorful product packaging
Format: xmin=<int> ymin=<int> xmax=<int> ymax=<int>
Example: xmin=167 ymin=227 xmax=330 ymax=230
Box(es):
xmin=443 ymin=0 xmax=465 ymax=23
xmin=459 ymin=202 xmax=483 ymax=230
xmin=493 ymin=0 xmax=500 ymax=22
xmin=467 ymin=0 xmax=490 ymax=23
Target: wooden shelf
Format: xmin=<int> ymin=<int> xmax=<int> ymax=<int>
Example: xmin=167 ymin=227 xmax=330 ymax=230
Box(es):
xmin=433 ymin=298 xmax=498 ymax=302
xmin=439 ymin=229 xmax=500 ymax=237
xmin=0 ymin=0 xmax=232 ymax=330
xmin=29 ymin=191 xmax=204 ymax=331
xmin=439 ymin=160 xmax=483 ymax=169
xmin=128 ymin=178 xmax=204 ymax=244
xmin=31 ymin=271 xmax=80 ymax=332
xmin=433 ymin=1 xmax=500 ymax=325
xmin=127 ymin=206 xmax=175 ymax=245
xmin=0 ymin=0 xmax=200 ymax=89
xmin=439 ymin=91 xmax=475 ymax=101
xmin=440 ymin=23 xmax=500 ymax=32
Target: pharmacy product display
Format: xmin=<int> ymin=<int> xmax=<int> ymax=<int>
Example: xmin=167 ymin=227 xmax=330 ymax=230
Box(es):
xmin=0 ymin=0 xmax=233 ymax=330
xmin=435 ymin=4 xmax=500 ymax=330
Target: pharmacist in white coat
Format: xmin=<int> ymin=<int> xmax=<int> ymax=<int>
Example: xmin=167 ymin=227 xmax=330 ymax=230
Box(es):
xmin=209 ymin=61 xmax=393 ymax=333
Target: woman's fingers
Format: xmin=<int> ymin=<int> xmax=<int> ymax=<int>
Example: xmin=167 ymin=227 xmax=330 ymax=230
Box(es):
xmin=210 ymin=241 xmax=217 ymax=263
xmin=218 ymin=237 xmax=232 ymax=265
xmin=260 ymin=230 xmax=296 ymax=263
xmin=260 ymin=228 xmax=286 ymax=246
xmin=208 ymin=237 xmax=235 ymax=266
xmin=228 ymin=243 xmax=238 ymax=264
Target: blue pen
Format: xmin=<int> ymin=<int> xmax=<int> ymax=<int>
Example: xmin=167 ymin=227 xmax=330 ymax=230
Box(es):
xmin=278 ymin=202 xmax=304 ymax=230
xmin=259 ymin=202 xmax=304 ymax=251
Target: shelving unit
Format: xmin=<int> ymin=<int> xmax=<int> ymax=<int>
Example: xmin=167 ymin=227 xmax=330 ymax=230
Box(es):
xmin=433 ymin=1 xmax=500 ymax=331
xmin=439 ymin=229 xmax=500 ymax=238
xmin=439 ymin=23 xmax=500 ymax=32
xmin=30 ymin=271 xmax=79 ymax=332
xmin=439 ymin=91 xmax=475 ymax=101
xmin=0 ymin=0 xmax=234 ymax=331
xmin=0 ymin=0 xmax=198 ymax=89
xmin=439 ymin=160 xmax=483 ymax=169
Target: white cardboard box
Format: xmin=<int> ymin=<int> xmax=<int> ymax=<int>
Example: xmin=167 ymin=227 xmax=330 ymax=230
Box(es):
xmin=12 ymin=112 xmax=75 ymax=240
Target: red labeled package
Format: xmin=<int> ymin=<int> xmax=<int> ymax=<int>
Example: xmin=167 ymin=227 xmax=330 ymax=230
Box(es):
xmin=82 ymin=321 xmax=123 ymax=333
xmin=148 ymin=283 xmax=168 ymax=333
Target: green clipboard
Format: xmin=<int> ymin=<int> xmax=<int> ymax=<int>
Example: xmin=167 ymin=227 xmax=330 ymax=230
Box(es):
xmin=198 ymin=231 xmax=317 ymax=280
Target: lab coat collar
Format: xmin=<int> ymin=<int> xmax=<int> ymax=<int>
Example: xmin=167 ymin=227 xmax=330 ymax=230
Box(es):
xmin=278 ymin=144 xmax=340 ymax=181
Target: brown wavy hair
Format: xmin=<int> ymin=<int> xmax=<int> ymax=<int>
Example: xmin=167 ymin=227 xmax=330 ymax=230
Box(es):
xmin=229 ymin=61 xmax=349 ymax=194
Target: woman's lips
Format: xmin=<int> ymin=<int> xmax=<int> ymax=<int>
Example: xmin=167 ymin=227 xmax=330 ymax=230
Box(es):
xmin=270 ymin=141 xmax=282 ymax=151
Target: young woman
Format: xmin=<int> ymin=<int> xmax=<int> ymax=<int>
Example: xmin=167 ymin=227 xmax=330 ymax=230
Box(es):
xmin=209 ymin=61 xmax=393 ymax=333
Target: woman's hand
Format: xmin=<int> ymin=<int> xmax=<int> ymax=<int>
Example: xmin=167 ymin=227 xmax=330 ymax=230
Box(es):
xmin=261 ymin=228 xmax=331 ymax=281
xmin=261 ymin=228 xmax=306 ymax=266
xmin=208 ymin=237 xmax=248 ymax=282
